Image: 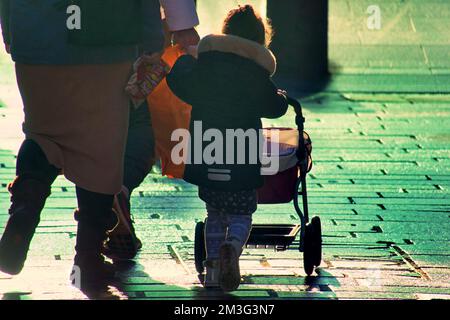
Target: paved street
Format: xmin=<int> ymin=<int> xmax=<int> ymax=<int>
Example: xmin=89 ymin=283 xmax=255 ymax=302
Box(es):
xmin=1 ymin=87 xmax=449 ymax=300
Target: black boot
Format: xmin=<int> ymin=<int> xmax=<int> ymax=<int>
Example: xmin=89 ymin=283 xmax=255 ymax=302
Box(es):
xmin=0 ymin=175 xmax=51 ymax=275
xmin=71 ymin=208 xmax=118 ymax=291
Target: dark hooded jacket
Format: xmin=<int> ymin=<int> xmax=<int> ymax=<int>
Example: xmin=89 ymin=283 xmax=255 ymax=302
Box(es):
xmin=167 ymin=34 xmax=288 ymax=191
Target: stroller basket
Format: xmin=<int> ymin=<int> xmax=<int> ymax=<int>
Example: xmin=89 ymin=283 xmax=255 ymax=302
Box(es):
xmin=257 ymin=128 xmax=312 ymax=204
xmin=246 ymin=224 xmax=301 ymax=248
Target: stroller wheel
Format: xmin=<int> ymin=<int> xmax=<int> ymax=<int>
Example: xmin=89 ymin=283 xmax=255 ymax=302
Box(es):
xmin=194 ymin=221 xmax=206 ymax=274
xmin=303 ymin=216 xmax=322 ymax=276
xmin=303 ymin=223 xmax=315 ymax=276
xmin=311 ymin=216 xmax=322 ymax=267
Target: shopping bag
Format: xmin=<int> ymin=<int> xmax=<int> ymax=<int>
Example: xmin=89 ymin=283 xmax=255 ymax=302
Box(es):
xmin=147 ymin=45 xmax=192 ymax=178
xmin=126 ymin=53 xmax=170 ymax=108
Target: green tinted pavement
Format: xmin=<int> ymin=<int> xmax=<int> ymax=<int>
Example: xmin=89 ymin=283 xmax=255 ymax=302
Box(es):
xmin=328 ymin=0 xmax=450 ymax=92
xmin=0 ymin=1 xmax=449 ymax=299
xmin=1 ymin=91 xmax=449 ymax=300
xmin=329 ymin=0 xmax=450 ymax=75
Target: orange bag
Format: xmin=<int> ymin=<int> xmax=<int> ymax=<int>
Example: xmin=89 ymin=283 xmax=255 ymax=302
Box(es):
xmin=147 ymin=45 xmax=192 ymax=178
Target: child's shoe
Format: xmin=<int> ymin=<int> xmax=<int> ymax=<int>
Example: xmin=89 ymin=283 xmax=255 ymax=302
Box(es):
xmin=203 ymin=259 xmax=220 ymax=288
xmin=218 ymin=239 xmax=241 ymax=292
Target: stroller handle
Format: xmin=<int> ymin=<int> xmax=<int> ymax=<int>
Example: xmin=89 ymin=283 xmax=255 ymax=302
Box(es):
xmin=286 ymin=96 xmax=305 ymax=129
xmin=286 ymin=96 xmax=308 ymax=173
xmin=287 ymin=96 xmax=302 ymax=115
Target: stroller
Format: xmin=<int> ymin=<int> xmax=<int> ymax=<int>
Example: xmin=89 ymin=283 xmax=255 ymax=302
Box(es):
xmin=194 ymin=97 xmax=322 ymax=276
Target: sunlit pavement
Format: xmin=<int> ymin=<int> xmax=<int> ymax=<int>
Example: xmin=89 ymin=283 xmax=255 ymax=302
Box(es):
xmin=1 ymin=89 xmax=449 ymax=300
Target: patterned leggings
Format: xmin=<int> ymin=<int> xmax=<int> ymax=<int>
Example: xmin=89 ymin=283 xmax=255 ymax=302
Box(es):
xmin=200 ymin=188 xmax=257 ymax=261
xmin=204 ymin=205 xmax=253 ymax=260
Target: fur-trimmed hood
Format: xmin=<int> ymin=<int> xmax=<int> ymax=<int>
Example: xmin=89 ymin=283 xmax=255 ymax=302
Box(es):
xmin=167 ymin=36 xmax=289 ymax=191
xmin=198 ymin=34 xmax=277 ymax=76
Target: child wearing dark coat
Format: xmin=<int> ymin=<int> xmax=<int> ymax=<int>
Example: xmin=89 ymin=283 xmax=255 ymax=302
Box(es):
xmin=167 ymin=5 xmax=288 ymax=291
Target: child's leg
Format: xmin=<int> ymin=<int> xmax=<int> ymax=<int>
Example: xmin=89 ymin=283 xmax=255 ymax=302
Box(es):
xmin=203 ymin=204 xmax=227 ymax=288
xmin=204 ymin=204 xmax=227 ymax=261
xmin=218 ymin=190 xmax=257 ymax=292
xmin=224 ymin=189 xmax=257 ymax=254
xmin=225 ymin=214 xmax=253 ymax=254
xmin=217 ymin=213 xmax=253 ymax=292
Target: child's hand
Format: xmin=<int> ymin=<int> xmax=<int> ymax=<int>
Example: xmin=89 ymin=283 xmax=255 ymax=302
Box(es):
xmin=277 ymin=89 xmax=287 ymax=98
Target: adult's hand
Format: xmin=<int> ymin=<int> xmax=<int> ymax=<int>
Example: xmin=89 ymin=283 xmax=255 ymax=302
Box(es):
xmin=172 ymin=28 xmax=200 ymax=50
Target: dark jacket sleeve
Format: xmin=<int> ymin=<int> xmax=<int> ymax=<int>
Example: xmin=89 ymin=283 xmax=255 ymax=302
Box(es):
xmin=166 ymin=54 xmax=199 ymax=105
xmin=0 ymin=0 xmax=10 ymax=45
xmin=257 ymin=78 xmax=289 ymax=119
xmin=140 ymin=0 xmax=165 ymax=54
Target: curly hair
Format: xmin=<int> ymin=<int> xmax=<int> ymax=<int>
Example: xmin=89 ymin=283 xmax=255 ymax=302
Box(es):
xmin=222 ymin=4 xmax=273 ymax=47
